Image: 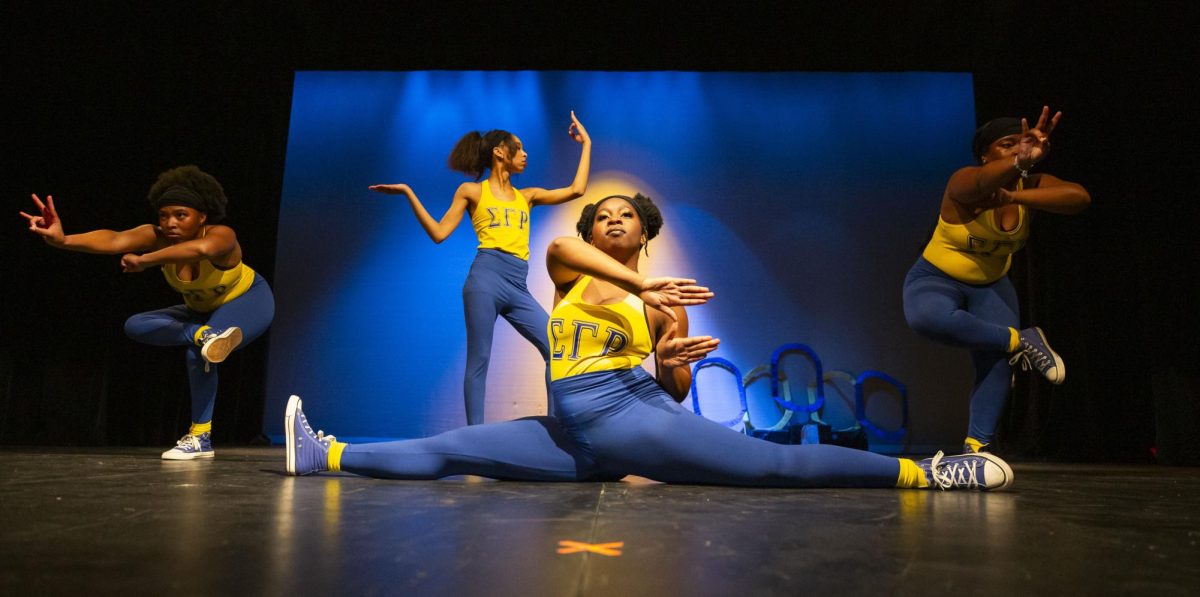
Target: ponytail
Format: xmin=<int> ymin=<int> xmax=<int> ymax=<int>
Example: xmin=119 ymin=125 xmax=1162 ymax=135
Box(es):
xmin=447 ymin=129 xmax=517 ymax=180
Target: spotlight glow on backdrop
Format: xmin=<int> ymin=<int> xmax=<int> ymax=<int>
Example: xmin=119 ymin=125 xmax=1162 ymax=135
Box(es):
xmin=264 ymin=71 xmax=976 ymax=452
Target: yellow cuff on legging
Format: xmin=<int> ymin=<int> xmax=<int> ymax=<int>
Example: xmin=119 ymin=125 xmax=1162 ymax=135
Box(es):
xmin=896 ymin=458 xmax=929 ymax=488
xmin=189 ymin=421 xmax=212 ymax=435
xmin=328 ymin=441 xmax=347 ymax=472
xmin=194 ymin=325 xmax=212 ymax=347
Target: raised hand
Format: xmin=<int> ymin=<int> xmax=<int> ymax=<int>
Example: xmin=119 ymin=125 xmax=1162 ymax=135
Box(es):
xmin=639 ymin=277 xmax=713 ymax=321
xmin=656 ymin=322 xmax=721 ymax=369
xmin=19 ymin=194 xmax=65 ymax=245
xmin=368 ymin=183 xmax=412 ymax=196
xmin=1017 ymin=106 xmax=1062 ymax=169
xmin=567 ymin=111 xmax=590 ymax=145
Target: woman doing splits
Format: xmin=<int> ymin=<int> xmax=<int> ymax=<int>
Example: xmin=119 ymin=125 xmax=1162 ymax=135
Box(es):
xmin=369 ymin=112 xmax=592 ymax=424
xmin=285 ymin=194 xmax=1013 ymax=491
xmin=904 ymin=107 xmax=1090 ymax=454
xmin=21 ymin=166 xmax=275 ymax=459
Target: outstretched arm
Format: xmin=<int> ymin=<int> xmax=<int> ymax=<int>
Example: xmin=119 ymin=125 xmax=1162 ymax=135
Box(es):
xmin=523 ymin=111 xmax=592 ymax=207
xmin=546 ymin=236 xmax=712 ymax=321
xmin=121 ymin=225 xmax=238 ymax=273
xmin=368 ymin=183 xmax=471 ymax=243
xmin=20 ymin=194 xmax=157 ymax=254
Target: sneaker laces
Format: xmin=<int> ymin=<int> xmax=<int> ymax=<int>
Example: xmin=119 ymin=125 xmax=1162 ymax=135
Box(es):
xmin=927 ymin=451 xmax=980 ymax=490
xmin=1008 ymin=344 xmax=1051 ymax=373
xmin=297 ymin=410 xmax=335 ymax=446
xmin=175 ymin=434 xmax=202 ymax=452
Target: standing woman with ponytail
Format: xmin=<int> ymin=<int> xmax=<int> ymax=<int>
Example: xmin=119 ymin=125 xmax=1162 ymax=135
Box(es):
xmin=370 ymin=112 xmax=591 ymax=424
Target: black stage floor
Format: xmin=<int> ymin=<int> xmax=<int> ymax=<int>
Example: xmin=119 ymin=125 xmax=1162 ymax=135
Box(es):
xmin=3 ymin=447 xmax=1198 ymax=596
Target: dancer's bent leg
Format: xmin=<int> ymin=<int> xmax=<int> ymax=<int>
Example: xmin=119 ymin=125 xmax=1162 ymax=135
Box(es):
xmin=500 ymin=280 xmax=553 ymax=416
xmin=903 ymin=258 xmax=1013 ymax=352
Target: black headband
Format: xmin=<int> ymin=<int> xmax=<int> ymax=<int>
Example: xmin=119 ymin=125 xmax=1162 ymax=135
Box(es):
xmin=155 ymin=185 xmax=207 ymax=212
xmin=971 ymin=117 xmax=1023 ymax=161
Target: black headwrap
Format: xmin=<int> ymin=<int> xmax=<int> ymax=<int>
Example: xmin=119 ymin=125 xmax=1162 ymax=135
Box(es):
xmin=971 ymin=118 xmax=1023 ymax=162
xmin=155 ymin=185 xmax=208 ymax=212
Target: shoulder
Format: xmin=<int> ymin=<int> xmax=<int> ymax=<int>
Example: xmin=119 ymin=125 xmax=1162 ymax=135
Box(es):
xmin=457 ymin=181 xmax=483 ymax=200
xmin=141 ymin=224 xmax=169 ymax=248
xmin=205 ymin=224 xmax=238 ymax=239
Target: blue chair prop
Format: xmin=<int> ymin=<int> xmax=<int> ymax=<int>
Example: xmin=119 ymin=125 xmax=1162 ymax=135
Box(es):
xmin=690 ymin=357 xmax=749 ymax=431
xmin=741 ymin=364 xmax=798 ymax=443
xmin=769 ymin=343 xmax=825 ymax=444
xmin=805 ymin=369 xmax=869 ymax=450
xmin=854 ymin=370 xmax=909 ymax=443
xmin=689 ymin=346 xmax=906 ymax=451
xmin=690 ymin=358 xmax=800 ymax=442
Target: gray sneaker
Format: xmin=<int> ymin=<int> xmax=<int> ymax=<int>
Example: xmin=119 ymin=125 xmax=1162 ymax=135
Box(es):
xmin=1009 ymin=326 xmax=1065 ymax=384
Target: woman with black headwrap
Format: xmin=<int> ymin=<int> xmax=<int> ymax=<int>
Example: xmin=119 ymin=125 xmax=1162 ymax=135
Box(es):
xmin=20 ymin=165 xmax=275 ymax=460
xmin=903 ymin=107 xmax=1090 ymax=454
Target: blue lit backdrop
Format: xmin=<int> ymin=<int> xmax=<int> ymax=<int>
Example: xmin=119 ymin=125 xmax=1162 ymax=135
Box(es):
xmin=264 ymin=71 xmax=976 ymax=453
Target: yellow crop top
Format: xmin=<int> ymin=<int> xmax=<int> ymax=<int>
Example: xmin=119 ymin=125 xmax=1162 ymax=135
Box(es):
xmin=162 ymin=260 xmax=256 ymax=313
xmin=921 ymin=182 xmax=1030 ymax=284
xmin=549 ymin=276 xmax=655 ymax=381
xmin=471 ymin=179 xmax=532 ymax=260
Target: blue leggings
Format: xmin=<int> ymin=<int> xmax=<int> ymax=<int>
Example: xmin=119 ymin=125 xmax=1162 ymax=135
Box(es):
xmin=341 ymin=368 xmax=900 ymax=487
xmin=462 ymin=249 xmax=551 ymax=425
xmin=902 ymin=257 xmax=1017 ymax=443
xmin=123 ymin=275 xmax=275 ymax=424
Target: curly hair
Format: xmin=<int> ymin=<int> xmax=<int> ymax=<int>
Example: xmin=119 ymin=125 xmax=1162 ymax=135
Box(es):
xmin=146 ymin=165 xmax=228 ymax=223
xmin=575 ymin=193 xmax=663 ymax=243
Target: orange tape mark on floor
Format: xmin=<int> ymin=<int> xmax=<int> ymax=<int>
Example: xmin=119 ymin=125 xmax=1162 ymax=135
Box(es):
xmin=557 ymin=540 xmax=624 ymax=556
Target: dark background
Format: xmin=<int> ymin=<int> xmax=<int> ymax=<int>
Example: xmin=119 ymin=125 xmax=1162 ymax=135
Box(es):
xmin=3 ymin=1 xmax=1197 ymax=463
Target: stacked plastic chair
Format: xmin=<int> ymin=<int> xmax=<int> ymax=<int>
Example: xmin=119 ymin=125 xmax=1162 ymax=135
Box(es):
xmin=854 ymin=370 xmax=909 ymax=443
xmin=689 ymin=342 xmax=909 ymax=451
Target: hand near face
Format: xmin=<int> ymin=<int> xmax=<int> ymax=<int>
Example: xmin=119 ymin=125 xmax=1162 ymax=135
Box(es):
xmin=638 ymin=277 xmax=713 ymax=322
xmin=1016 ymin=106 xmax=1061 ymax=168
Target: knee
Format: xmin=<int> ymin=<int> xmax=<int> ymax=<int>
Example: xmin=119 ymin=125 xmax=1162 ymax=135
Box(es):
xmin=123 ymin=314 xmax=149 ymax=339
xmin=904 ymin=303 xmax=945 ymax=338
xmin=184 ymin=346 xmax=204 ymax=364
